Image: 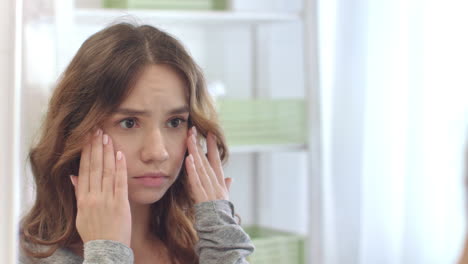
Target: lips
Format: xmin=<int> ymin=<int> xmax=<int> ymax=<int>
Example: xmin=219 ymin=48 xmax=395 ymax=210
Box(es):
xmin=133 ymin=172 xmax=169 ymax=187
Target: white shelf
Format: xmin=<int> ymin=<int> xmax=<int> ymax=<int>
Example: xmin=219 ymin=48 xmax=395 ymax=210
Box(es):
xmin=229 ymin=143 xmax=307 ymax=153
xmin=73 ymin=9 xmax=301 ymax=25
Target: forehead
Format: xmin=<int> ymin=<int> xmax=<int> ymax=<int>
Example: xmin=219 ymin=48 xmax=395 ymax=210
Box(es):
xmin=121 ymin=64 xmax=188 ymax=109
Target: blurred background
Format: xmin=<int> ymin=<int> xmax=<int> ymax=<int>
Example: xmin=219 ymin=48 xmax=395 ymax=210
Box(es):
xmin=1 ymin=0 xmax=467 ymax=263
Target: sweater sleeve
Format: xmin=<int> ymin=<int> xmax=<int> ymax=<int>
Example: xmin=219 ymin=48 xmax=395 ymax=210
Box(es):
xmin=194 ymin=200 xmax=255 ymax=264
xmin=18 ymin=240 xmax=133 ymax=264
xmin=83 ymin=240 xmax=134 ymax=264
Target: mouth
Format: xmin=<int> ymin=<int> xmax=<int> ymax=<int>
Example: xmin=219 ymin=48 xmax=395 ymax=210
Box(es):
xmin=132 ymin=172 xmax=169 ymax=187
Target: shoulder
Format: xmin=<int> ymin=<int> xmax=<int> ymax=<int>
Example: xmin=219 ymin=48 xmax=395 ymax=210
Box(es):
xmin=19 ymin=240 xmax=133 ymax=264
xmin=18 ymin=245 xmax=82 ymax=264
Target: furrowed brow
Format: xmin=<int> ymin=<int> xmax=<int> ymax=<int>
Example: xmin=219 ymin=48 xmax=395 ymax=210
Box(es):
xmin=113 ymin=108 xmax=150 ymax=116
xmin=113 ymin=106 xmax=189 ymax=116
xmin=167 ymin=106 xmax=189 ymax=115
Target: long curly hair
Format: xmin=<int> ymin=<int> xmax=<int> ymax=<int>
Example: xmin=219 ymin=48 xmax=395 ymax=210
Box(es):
xmin=19 ymin=23 xmax=228 ymax=264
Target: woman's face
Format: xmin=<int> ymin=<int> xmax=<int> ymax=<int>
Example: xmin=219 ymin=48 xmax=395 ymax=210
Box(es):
xmin=102 ymin=64 xmax=189 ymax=205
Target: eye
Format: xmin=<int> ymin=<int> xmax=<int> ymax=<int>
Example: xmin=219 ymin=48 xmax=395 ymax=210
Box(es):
xmin=167 ymin=117 xmax=186 ymax=128
xmin=119 ymin=118 xmax=138 ymax=129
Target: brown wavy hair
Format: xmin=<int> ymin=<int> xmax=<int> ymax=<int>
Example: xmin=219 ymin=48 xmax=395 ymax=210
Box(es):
xmin=19 ymin=23 xmax=228 ymax=264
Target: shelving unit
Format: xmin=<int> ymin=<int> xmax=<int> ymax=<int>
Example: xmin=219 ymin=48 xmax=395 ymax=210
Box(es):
xmin=51 ymin=0 xmax=321 ymax=263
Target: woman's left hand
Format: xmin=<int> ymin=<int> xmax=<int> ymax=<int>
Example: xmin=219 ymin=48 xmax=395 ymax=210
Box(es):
xmin=185 ymin=126 xmax=232 ymax=204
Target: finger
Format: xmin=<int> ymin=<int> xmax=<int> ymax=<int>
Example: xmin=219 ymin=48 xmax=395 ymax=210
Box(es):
xmin=187 ymin=125 xmax=193 ymax=137
xmin=102 ymin=134 xmax=115 ymax=195
xmin=78 ymin=136 xmax=91 ymax=196
xmin=192 ymin=128 xmax=217 ymax=184
xmin=224 ymin=177 xmax=233 ymax=192
xmin=206 ymin=132 xmax=224 ymax=186
xmin=185 ymin=154 xmax=207 ymax=203
xmin=187 ymin=130 xmax=213 ymax=194
xmin=196 ymin=136 xmax=220 ymax=193
xmin=196 ymin=135 xmax=217 ymax=181
xmin=115 ymin=151 xmax=128 ymax=198
xmin=89 ymin=129 xmax=103 ymax=193
xmin=188 ymin=128 xmax=207 ymax=176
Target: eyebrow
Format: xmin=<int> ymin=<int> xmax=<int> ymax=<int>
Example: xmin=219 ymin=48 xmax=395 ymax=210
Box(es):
xmin=113 ymin=106 xmax=189 ymax=116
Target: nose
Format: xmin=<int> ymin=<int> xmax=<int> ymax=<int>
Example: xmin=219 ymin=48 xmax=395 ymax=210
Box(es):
xmin=140 ymin=128 xmax=169 ymax=164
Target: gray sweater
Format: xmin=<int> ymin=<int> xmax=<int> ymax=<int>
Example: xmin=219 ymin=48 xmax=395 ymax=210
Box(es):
xmin=19 ymin=200 xmax=254 ymax=264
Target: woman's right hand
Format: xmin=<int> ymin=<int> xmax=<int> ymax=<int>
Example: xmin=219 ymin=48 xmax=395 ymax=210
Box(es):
xmin=70 ymin=129 xmax=132 ymax=247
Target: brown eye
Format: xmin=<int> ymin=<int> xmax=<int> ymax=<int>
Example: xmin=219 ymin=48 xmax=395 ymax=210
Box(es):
xmin=119 ymin=118 xmax=137 ymax=129
xmin=167 ymin=118 xmax=185 ymax=128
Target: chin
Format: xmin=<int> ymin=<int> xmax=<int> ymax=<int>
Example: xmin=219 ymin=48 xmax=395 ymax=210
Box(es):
xmin=128 ymin=188 xmax=170 ymax=205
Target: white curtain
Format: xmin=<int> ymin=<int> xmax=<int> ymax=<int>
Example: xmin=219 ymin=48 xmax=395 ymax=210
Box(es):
xmin=317 ymin=0 xmax=468 ymax=263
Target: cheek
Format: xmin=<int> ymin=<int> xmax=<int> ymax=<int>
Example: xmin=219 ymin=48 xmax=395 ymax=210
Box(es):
xmin=168 ymin=132 xmax=188 ymax=163
xmin=106 ymin=133 xmax=133 ymax=158
xmin=103 ymin=122 xmax=136 ymax=153
xmin=110 ymin=135 xmax=139 ymax=175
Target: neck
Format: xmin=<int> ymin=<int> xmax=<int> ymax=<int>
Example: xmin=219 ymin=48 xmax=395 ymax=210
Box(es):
xmin=129 ymin=201 xmax=156 ymax=248
xmin=129 ymin=201 xmax=171 ymax=263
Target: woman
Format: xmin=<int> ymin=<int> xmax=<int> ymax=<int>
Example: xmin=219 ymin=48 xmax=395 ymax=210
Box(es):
xmin=19 ymin=23 xmax=254 ymax=264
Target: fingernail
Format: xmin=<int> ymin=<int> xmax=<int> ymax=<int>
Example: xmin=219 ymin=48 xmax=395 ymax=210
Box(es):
xmin=117 ymin=151 xmax=122 ymax=160
xmin=95 ymin=129 xmax=101 ymax=136
xmin=103 ymin=134 xmax=108 ymax=145
xmin=192 ymin=126 xmax=197 ymax=136
xmin=69 ymin=175 xmax=75 ymax=186
xmin=192 ymin=134 xmax=197 ymax=144
xmin=188 ymin=154 xmax=194 ymax=163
